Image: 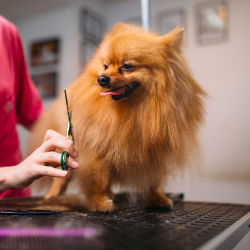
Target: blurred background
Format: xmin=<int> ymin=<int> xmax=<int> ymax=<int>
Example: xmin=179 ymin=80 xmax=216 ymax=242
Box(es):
xmin=0 ymin=0 xmax=249 ymax=204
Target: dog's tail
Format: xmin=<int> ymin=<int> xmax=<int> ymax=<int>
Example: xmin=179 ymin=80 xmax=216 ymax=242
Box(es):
xmin=34 ymin=195 xmax=88 ymax=212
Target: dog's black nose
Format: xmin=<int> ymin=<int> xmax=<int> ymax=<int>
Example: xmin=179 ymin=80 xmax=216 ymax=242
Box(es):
xmin=98 ymin=75 xmax=110 ymax=87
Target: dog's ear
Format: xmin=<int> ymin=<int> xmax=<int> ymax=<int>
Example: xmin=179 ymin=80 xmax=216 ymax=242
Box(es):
xmin=158 ymin=28 xmax=185 ymax=52
xmin=110 ymin=23 xmax=133 ymax=35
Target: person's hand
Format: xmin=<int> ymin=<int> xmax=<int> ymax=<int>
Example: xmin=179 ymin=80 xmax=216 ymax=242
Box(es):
xmin=8 ymin=130 xmax=79 ymax=190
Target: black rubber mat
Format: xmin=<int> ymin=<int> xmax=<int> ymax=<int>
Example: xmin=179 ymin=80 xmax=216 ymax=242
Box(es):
xmin=0 ymin=195 xmax=249 ymax=250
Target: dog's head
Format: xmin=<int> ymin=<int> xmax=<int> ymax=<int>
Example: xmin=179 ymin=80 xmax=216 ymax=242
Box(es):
xmin=94 ymin=23 xmax=186 ymax=102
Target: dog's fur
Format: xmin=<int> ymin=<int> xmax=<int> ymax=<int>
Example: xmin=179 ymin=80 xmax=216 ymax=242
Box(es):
xmin=28 ymin=23 xmax=206 ymax=212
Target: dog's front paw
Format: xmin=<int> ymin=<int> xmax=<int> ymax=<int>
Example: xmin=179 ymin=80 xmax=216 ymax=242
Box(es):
xmin=88 ymin=197 xmax=115 ymax=212
xmin=146 ymin=192 xmax=173 ymax=209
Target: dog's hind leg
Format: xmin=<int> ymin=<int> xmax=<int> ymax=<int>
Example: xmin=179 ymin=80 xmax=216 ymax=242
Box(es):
xmin=44 ymin=169 xmax=72 ymax=199
xmin=145 ymin=187 xmax=173 ymax=209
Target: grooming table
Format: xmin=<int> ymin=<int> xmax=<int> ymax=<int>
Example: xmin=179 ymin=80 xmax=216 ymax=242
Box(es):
xmin=0 ymin=194 xmax=249 ymax=250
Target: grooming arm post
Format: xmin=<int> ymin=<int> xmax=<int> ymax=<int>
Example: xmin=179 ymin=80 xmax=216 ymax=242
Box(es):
xmin=141 ymin=0 xmax=150 ymax=31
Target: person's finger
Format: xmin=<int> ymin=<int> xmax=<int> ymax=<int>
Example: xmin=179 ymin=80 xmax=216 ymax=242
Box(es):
xmin=44 ymin=130 xmax=72 ymax=144
xmin=41 ymin=136 xmax=78 ymax=158
xmin=38 ymin=166 xmax=69 ymax=178
xmin=43 ymin=130 xmax=75 ymax=154
xmin=36 ymin=152 xmax=79 ymax=169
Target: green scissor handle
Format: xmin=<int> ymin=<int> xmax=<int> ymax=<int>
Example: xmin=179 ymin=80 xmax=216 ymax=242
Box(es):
xmin=61 ymin=89 xmax=74 ymax=171
xmin=61 ymin=151 xmax=69 ymax=171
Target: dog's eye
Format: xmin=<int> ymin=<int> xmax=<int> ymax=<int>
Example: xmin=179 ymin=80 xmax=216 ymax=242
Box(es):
xmin=104 ymin=64 xmax=108 ymax=70
xmin=123 ymin=64 xmax=133 ymax=70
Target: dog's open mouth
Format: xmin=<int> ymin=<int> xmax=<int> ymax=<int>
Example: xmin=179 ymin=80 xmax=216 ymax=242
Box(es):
xmin=100 ymin=82 xmax=139 ymax=101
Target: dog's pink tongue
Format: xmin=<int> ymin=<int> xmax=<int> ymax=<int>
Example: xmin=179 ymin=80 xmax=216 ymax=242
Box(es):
xmin=100 ymin=87 xmax=127 ymax=96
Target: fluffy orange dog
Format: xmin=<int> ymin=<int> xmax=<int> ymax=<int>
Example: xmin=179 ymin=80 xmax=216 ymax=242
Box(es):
xmin=28 ymin=23 xmax=206 ymax=212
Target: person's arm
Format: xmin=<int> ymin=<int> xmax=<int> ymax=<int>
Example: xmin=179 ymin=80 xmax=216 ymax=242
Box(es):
xmin=0 ymin=130 xmax=78 ymax=192
xmin=12 ymin=23 xmax=45 ymax=129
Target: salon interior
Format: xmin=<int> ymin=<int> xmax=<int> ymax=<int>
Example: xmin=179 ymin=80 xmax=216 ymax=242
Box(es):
xmin=0 ymin=0 xmax=249 ymax=249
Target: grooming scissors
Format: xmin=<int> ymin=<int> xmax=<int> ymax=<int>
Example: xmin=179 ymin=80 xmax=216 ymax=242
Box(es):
xmin=61 ymin=88 xmax=74 ymax=171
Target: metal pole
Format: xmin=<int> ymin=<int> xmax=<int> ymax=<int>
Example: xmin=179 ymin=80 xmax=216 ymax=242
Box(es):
xmin=141 ymin=0 xmax=150 ymax=31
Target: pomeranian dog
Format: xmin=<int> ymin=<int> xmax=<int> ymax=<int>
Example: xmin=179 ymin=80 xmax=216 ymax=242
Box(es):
xmin=28 ymin=23 xmax=206 ymax=212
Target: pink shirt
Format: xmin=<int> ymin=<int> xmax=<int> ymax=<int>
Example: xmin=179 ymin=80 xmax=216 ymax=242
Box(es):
xmin=0 ymin=16 xmax=44 ymax=198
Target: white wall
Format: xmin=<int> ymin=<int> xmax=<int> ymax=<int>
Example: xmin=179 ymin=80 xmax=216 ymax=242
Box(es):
xmin=156 ymin=0 xmax=250 ymax=204
xmin=169 ymin=0 xmax=250 ymax=204
xmin=12 ymin=0 xmax=250 ymax=204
